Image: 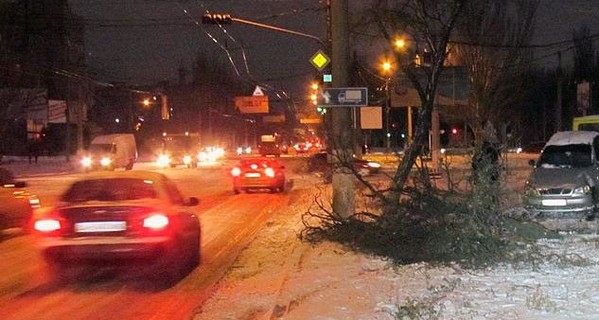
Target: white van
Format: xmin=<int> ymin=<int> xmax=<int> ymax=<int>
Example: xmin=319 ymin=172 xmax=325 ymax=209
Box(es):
xmin=81 ymin=134 xmax=137 ymax=171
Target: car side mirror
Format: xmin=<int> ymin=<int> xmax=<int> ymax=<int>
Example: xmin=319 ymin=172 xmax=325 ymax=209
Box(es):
xmin=185 ymin=197 xmax=199 ymax=206
xmin=528 ymin=159 xmax=536 ymax=167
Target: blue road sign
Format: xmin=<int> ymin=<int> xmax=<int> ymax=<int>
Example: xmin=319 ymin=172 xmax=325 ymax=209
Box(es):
xmin=320 ymin=87 xmax=368 ymax=106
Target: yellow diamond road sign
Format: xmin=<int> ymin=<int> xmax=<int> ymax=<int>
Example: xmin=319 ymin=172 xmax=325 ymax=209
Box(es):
xmin=310 ymin=50 xmax=330 ymax=71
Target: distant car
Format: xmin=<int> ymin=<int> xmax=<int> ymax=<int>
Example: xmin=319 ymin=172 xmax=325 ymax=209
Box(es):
xmin=231 ymin=158 xmax=286 ymax=193
xmin=307 ymin=152 xmax=382 ymax=177
xmin=293 ymin=143 xmax=310 ymax=153
xmin=32 ymin=170 xmax=200 ymax=281
xmin=0 ymin=168 xmax=39 ymax=231
xmin=156 ymin=147 xmax=197 ymax=168
xmin=258 ymin=142 xmax=281 ymax=157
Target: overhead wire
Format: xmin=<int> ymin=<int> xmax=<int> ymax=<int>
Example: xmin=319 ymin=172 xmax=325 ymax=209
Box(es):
xmin=175 ymin=1 xmax=241 ymax=77
xmin=182 ymin=0 xmax=299 ymax=112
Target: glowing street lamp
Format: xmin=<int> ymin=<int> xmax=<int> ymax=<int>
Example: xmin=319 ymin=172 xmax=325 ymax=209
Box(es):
xmin=381 ymin=59 xmax=394 ymax=152
xmin=394 ymin=38 xmax=406 ymax=50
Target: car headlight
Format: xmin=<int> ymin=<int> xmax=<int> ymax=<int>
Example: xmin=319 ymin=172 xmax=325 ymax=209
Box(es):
xmin=573 ymin=185 xmax=592 ymax=195
xmin=156 ymin=154 xmax=171 ymax=167
xmin=100 ymin=157 xmax=112 ymax=167
xmin=183 ymin=155 xmax=193 ymax=165
xmin=81 ymin=156 xmax=92 ymax=167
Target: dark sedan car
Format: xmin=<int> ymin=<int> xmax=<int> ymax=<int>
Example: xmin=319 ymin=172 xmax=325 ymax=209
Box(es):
xmin=0 ymin=167 xmax=40 ymax=231
xmin=32 ymin=170 xmax=200 ymax=281
xmin=231 ymin=158 xmax=286 ymax=194
xmin=307 ymin=152 xmax=382 ymax=177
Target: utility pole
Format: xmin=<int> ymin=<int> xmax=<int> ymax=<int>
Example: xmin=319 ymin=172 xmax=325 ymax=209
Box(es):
xmin=330 ymin=0 xmax=354 ymax=218
xmin=555 ymin=51 xmax=563 ymax=132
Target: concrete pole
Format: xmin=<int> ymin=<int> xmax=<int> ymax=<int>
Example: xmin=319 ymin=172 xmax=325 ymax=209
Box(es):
xmin=431 ymin=106 xmax=440 ymax=173
xmin=330 ymin=0 xmax=354 ymax=218
xmin=555 ymin=51 xmax=563 ymax=132
xmin=407 ymin=106 xmax=413 ymax=145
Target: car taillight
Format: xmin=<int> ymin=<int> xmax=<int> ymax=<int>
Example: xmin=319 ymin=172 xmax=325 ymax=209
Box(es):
xmin=264 ymin=167 xmax=275 ymax=178
xmin=34 ymin=218 xmax=61 ymax=232
xmin=29 ymin=197 xmax=41 ymax=209
xmin=231 ymin=167 xmax=241 ymax=176
xmin=143 ymin=214 xmax=169 ymax=230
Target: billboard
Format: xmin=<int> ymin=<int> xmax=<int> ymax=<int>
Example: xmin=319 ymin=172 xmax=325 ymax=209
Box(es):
xmin=360 ymin=106 xmax=382 ymax=129
xmin=235 ymin=96 xmax=269 ymax=114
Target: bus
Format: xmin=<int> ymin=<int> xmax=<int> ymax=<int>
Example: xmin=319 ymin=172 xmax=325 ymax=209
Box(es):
xmin=573 ymin=115 xmax=599 ymax=131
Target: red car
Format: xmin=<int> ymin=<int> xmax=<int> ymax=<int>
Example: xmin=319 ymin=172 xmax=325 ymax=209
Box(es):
xmin=231 ymin=158 xmax=286 ymax=194
xmin=32 ymin=171 xmax=201 ymax=282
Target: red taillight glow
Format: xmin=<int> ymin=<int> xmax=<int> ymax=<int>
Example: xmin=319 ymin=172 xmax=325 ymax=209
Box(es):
xmin=231 ymin=167 xmax=241 ymax=176
xmin=34 ymin=219 xmax=61 ymax=232
xmin=264 ymin=167 xmax=275 ymax=178
xmin=143 ymin=214 xmax=169 ymax=229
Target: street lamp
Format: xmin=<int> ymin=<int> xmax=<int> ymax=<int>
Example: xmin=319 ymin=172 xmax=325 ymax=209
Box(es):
xmin=381 ymin=60 xmax=393 ymax=153
xmin=394 ymin=37 xmax=406 ymax=50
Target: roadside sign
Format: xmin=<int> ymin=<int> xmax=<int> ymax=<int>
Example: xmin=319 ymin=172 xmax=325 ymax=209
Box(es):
xmin=310 ymin=50 xmax=330 ymax=71
xmin=253 ymin=85 xmax=264 ymax=96
xmin=323 ymin=74 xmax=332 ymax=83
xmin=320 ymin=87 xmax=368 ymax=106
xmin=235 ymin=96 xmax=269 ymax=113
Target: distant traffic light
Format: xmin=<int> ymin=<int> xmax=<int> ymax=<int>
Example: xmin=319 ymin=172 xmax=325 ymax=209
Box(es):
xmin=309 ymin=81 xmax=320 ymax=106
xmin=317 ymin=106 xmax=326 ymax=114
xmin=201 ymin=13 xmax=233 ymax=25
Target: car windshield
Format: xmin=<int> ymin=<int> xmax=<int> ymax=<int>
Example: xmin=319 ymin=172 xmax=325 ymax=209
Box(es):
xmin=539 ymin=144 xmax=593 ymax=168
xmin=88 ymin=144 xmax=113 ymax=153
xmin=240 ymin=159 xmax=277 ymax=169
xmin=61 ymin=178 xmax=158 ymax=202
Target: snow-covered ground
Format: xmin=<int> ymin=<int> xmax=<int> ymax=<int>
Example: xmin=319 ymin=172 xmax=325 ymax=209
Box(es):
xmin=193 ymin=154 xmax=599 ymax=320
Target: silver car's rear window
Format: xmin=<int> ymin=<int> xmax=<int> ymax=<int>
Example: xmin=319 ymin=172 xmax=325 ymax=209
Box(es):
xmin=61 ymin=178 xmax=158 ymax=202
xmin=539 ymin=144 xmax=593 ymax=168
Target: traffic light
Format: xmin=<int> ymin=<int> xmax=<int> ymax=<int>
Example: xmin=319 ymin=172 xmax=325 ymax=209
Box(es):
xmin=317 ymin=106 xmax=326 ymax=114
xmin=201 ymin=13 xmax=233 ymax=25
xmin=309 ymin=81 xmax=320 ymax=106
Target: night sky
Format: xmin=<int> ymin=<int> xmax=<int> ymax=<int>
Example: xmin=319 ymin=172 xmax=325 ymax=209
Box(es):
xmin=69 ymin=0 xmax=599 ymax=97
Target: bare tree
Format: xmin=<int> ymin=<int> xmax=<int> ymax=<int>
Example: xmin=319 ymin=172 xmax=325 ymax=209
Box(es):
xmin=454 ymin=0 xmax=538 ymax=146
xmin=371 ymin=0 xmax=468 ymax=211
xmin=573 ymin=25 xmax=595 ymax=83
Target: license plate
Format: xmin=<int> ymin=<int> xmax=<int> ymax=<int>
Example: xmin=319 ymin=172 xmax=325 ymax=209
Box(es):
xmin=245 ymin=172 xmax=261 ymax=178
xmin=542 ymin=199 xmax=567 ymax=206
xmin=75 ymin=221 xmax=127 ymax=233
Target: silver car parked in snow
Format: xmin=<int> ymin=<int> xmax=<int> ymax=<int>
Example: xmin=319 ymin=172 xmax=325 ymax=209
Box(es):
xmin=525 ymin=131 xmax=599 ymax=219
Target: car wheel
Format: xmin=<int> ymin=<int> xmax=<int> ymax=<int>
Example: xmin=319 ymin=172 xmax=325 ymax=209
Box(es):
xmin=155 ymin=240 xmax=186 ymax=286
xmin=186 ymin=231 xmax=200 ymax=270
xmin=45 ymin=258 xmax=76 ymax=283
xmin=278 ymin=182 xmax=285 ymax=193
xmin=233 ymin=187 xmax=241 ymax=194
xmin=125 ymin=162 xmax=134 ymax=170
